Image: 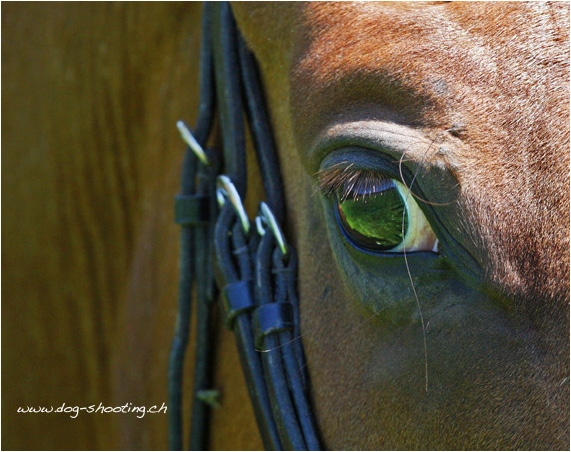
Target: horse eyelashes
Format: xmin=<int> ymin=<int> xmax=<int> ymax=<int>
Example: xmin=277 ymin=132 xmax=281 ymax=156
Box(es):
xmin=317 ymin=163 xmax=392 ymax=201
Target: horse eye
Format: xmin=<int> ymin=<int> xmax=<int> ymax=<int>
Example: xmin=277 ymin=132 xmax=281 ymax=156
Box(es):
xmin=335 ymin=179 xmax=438 ymax=253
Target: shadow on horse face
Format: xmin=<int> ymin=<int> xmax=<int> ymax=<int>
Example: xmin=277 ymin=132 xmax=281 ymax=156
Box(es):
xmin=232 ymin=2 xmax=569 ymax=449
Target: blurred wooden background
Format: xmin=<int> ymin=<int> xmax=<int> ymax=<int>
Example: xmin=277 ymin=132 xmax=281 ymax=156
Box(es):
xmin=2 ymin=3 xmax=202 ymax=449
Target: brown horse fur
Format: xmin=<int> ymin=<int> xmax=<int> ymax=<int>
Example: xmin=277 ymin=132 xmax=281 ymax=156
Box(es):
xmin=3 ymin=2 xmax=569 ymax=450
xmin=233 ymin=1 xmax=569 ymax=449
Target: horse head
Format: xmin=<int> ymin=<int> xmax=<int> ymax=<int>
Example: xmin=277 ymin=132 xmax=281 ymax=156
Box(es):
xmin=226 ymin=2 xmax=569 ymax=449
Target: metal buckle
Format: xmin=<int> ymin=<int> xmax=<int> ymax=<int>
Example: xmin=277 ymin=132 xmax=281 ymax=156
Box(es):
xmin=255 ymin=202 xmax=288 ymax=257
xmin=176 ymin=120 xmax=210 ymax=166
xmin=216 ymin=175 xmax=250 ymax=234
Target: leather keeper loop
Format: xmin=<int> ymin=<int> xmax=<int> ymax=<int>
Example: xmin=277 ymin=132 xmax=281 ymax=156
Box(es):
xmin=222 ymin=280 xmax=255 ymax=329
xmin=175 ymin=194 xmax=210 ymax=225
xmin=252 ymin=303 xmax=294 ymax=350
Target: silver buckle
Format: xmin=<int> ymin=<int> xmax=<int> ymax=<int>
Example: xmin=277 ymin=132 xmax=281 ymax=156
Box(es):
xmin=255 ymin=202 xmax=288 ymax=257
xmin=176 ymin=120 xmax=210 ymax=166
xmin=216 ymin=175 xmax=250 ymax=235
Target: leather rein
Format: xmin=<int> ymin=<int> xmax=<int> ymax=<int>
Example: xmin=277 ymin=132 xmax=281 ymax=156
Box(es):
xmin=168 ymin=3 xmax=321 ymax=450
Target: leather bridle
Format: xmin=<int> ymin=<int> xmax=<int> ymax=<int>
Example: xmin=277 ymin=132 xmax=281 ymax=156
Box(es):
xmin=168 ymin=2 xmax=321 ymax=450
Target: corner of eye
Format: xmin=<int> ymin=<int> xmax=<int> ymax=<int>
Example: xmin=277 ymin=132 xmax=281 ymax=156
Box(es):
xmin=311 ymin=179 xmax=335 ymax=199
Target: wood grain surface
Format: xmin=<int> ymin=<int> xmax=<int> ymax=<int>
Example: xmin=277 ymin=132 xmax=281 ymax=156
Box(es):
xmin=2 ymin=3 xmax=261 ymax=449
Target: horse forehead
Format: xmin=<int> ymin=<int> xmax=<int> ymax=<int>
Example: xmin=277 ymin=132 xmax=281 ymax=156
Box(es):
xmin=299 ymin=2 xmax=568 ymax=135
xmin=233 ymin=2 xmax=569 ymax=78
xmin=235 ymin=2 xmax=568 ymax=154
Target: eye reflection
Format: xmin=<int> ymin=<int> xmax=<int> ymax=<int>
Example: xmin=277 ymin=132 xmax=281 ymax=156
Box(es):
xmin=337 ymin=179 xmax=407 ymax=251
xmin=335 ymin=179 xmax=438 ymax=253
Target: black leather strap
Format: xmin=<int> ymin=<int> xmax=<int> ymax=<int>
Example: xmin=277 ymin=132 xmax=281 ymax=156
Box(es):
xmin=168 ymin=4 xmax=218 ymax=451
xmin=169 ymin=2 xmax=321 ymax=450
xmin=211 ymin=2 xmax=247 ymax=197
xmin=238 ymin=34 xmax=285 ymax=223
xmin=175 ymin=194 xmax=210 ymax=225
xmin=215 ymin=204 xmax=283 ymax=450
xmin=255 ymin=233 xmax=307 ymax=450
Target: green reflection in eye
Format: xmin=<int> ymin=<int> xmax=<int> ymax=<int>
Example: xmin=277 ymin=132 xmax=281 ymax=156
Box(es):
xmin=337 ymin=179 xmax=408 ymax=251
